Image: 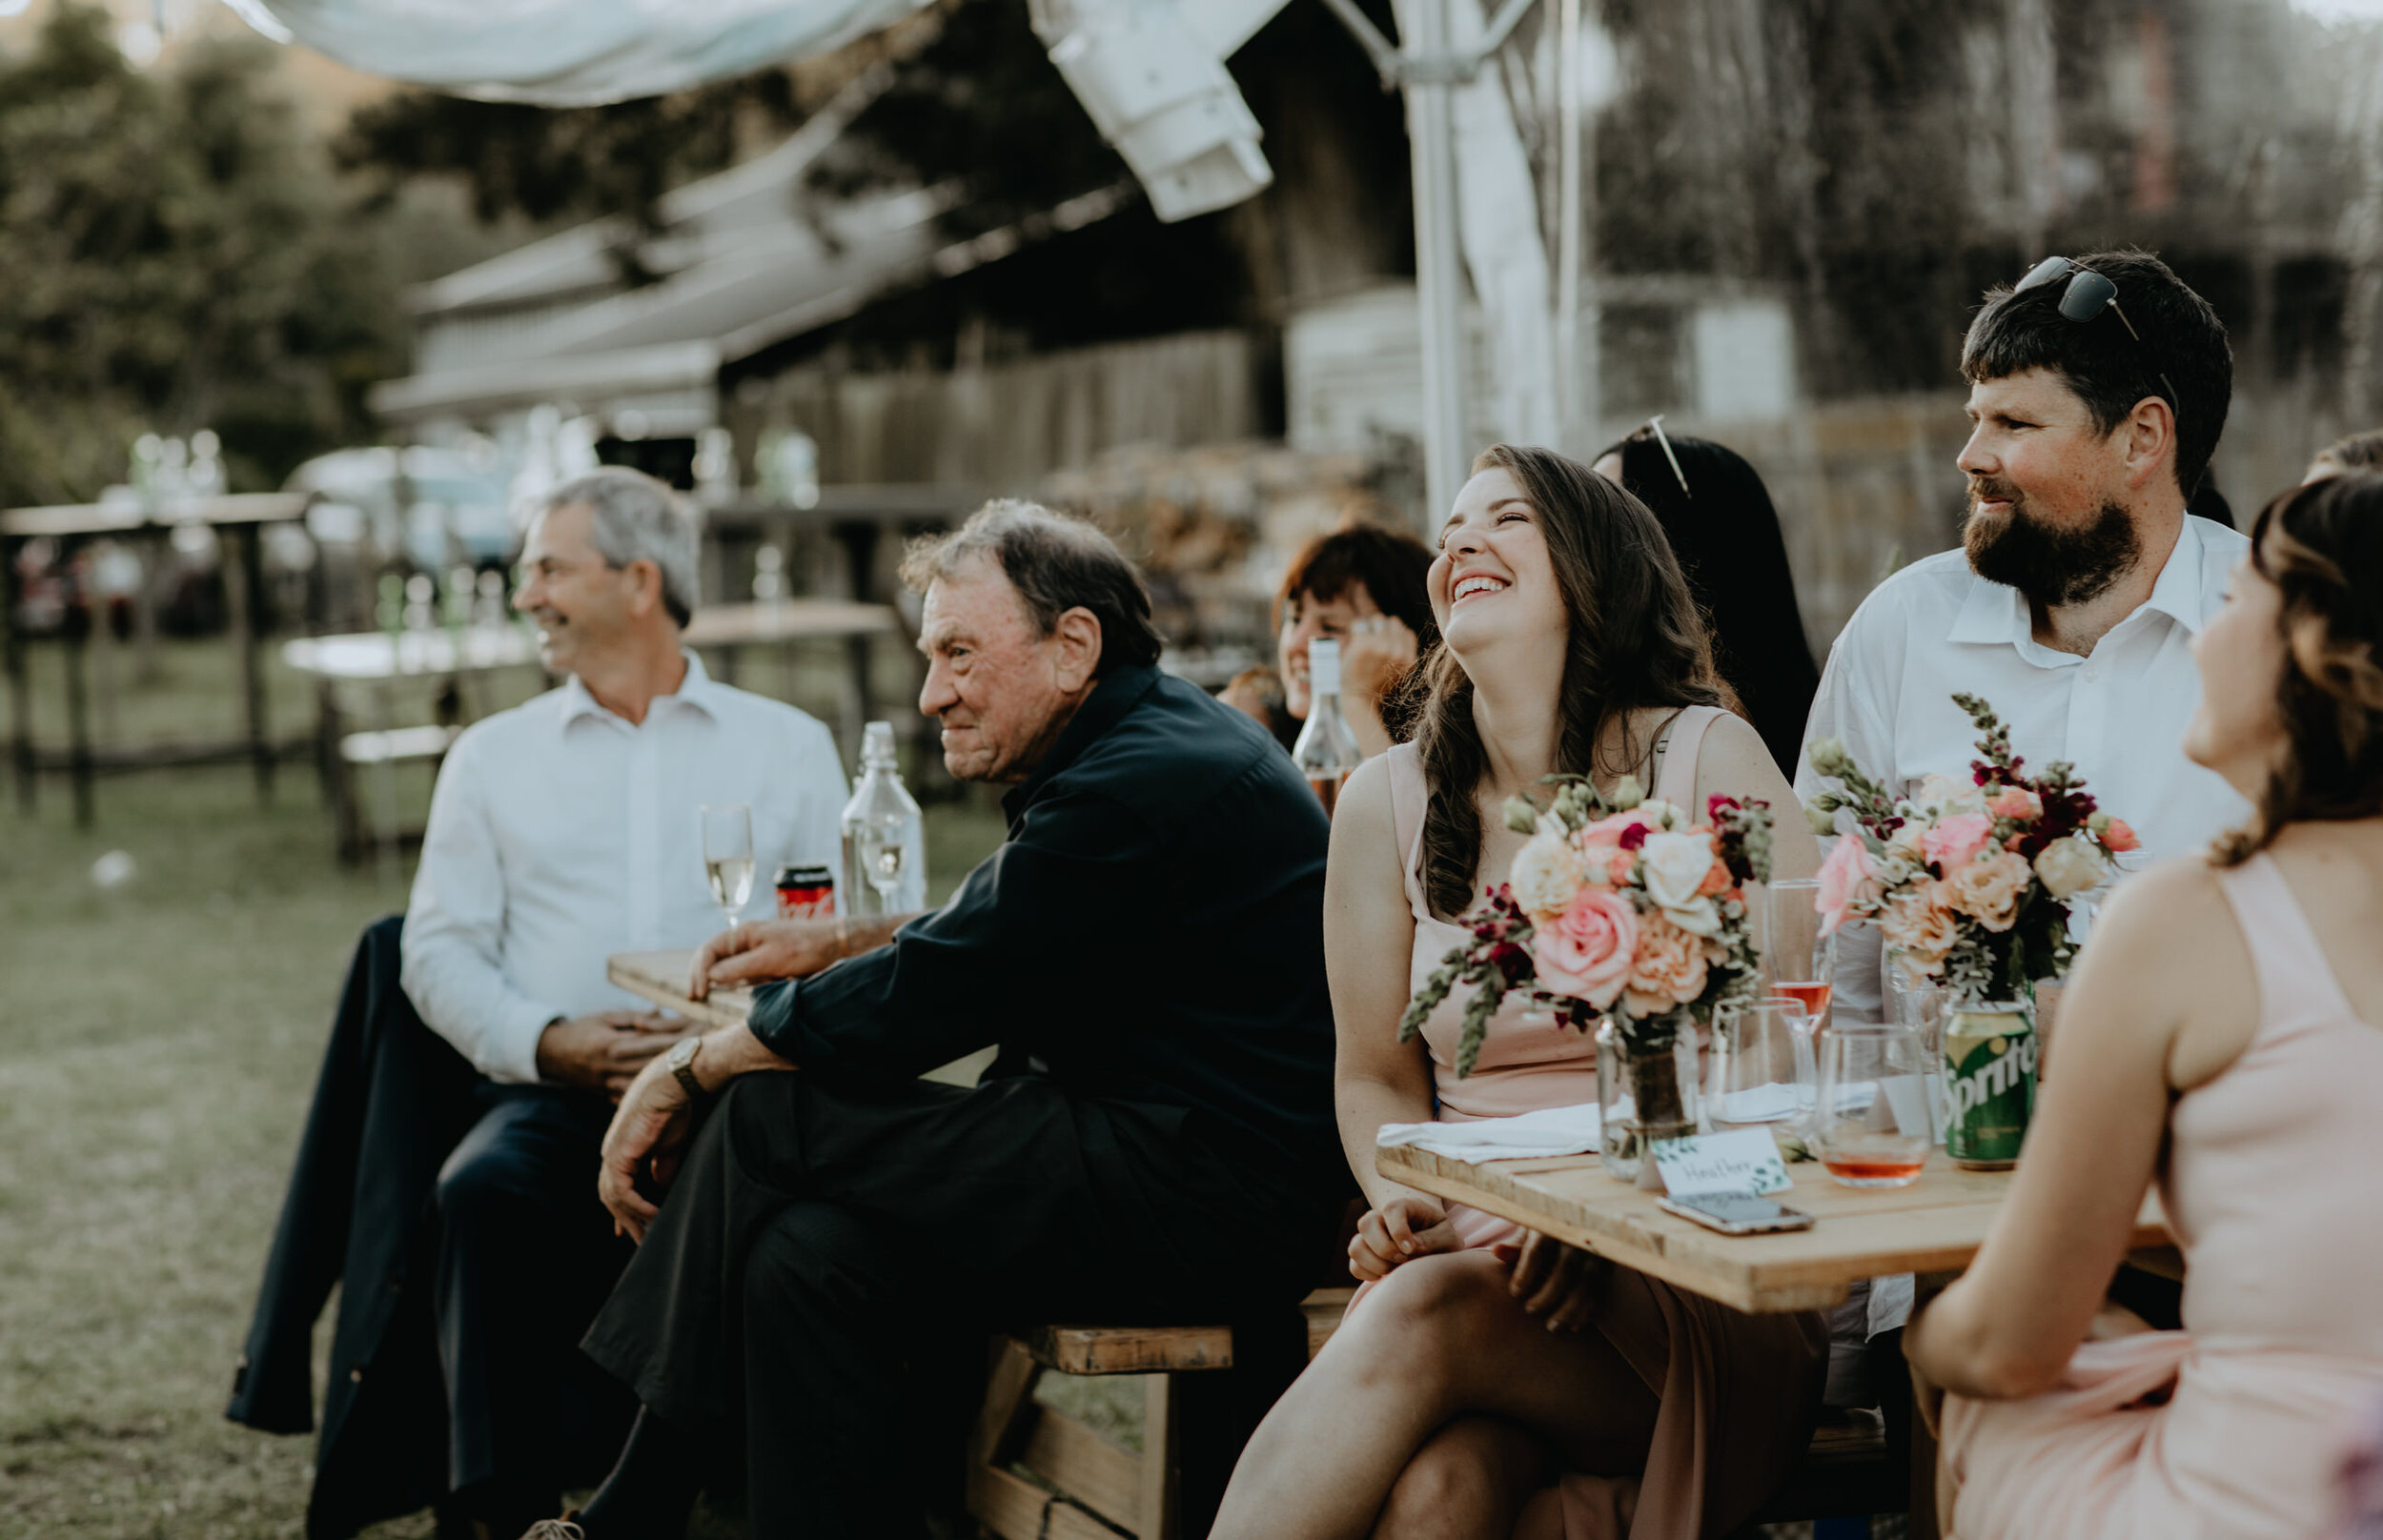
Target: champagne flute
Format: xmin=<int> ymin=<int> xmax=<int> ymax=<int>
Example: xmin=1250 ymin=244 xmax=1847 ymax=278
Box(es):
xmin=700 ymin=803 xmax=755 ymax=934
xmin=1765 ymin=878 xmax=1835 ymax=1024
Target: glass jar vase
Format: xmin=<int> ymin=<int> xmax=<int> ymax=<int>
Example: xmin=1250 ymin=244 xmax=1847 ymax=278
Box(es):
xmin=1596 ymin=1016 xmax=1701 ymax=1185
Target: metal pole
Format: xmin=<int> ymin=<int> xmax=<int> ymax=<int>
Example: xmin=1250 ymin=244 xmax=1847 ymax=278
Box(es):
xmin=1403 ymin=0 xmax=1470 ymax=529
xmin=1555 ymin=0 xmax=1581 ymax=452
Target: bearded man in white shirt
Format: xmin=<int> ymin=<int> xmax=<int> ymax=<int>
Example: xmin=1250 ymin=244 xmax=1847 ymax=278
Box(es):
xmin=388 ymin=467 xmax=846 ymax=1535
xmin=1798 ymin=248 xmax=2251 ymax=1024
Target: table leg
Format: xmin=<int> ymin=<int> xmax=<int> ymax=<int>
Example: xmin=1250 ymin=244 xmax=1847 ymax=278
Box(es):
xmin=2 ymin=534 xmax=31 ymax=815
xmin=62 ymin=546 xmax=94 ymax=828
xmin=230 ymin=522 xmax=274 ymax=803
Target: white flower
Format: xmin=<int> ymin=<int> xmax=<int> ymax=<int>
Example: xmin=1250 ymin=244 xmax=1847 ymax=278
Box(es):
xmin=1640 ymin=829 xmax=1718 ymax=909
xmin=1511 ymin=827 xmax=1587 ymax=920
xmin=1887 ymin=821 xmax=1927 ymax=859
xmin=1661 ymin=896 xmax=1723 ymax=937
xmin=1635 ymin=799 xmax=1684 ymax=828
xmin=1911 ymin=773 xmax=1986 ymax=818
xmin=2033 ymin=835 xmax=2109 ymax=901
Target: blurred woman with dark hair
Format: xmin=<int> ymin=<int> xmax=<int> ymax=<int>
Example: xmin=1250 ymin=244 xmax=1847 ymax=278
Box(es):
xmin=1593 ymin=423 xmax=1821 ymax=774
xmin=1223 ymin=520 xmax=1437 ymax=758
xmin=1908 ymin=472 xmax=2383 ymax=1538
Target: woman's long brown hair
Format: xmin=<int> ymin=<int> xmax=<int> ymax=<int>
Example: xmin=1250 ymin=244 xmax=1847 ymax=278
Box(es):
xmin=2215 ymin=472 xmax=2383 ymax=864
xmin=1415 ymin=445 xmax=1725 ymax=918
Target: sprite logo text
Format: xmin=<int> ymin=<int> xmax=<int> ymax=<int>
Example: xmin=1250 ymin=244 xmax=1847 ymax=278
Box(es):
xmin=1949 ymin=1032 xmax=2038 ymax=1119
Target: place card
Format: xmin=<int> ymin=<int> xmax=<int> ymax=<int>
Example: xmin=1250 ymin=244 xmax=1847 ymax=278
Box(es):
xmin=1650 ymin=1129 xmax=1793 ymax=1197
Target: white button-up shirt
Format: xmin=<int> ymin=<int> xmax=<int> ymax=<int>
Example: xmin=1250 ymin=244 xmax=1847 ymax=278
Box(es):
xmin=1795 ymin=513 xmax=2253 ymax=1026
xmin=400 ymin=652 xmax=848 ymax=1083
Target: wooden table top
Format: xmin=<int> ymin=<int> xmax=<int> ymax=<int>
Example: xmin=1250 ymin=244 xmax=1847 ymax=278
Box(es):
xmin=607 ymin=946 xmax=996 ymax=1089
xmin=2 ymin=492 xmax=310 ymax=537
xmin=1378 ymin=1141 xmax=2171 ymax=1315
xmin=283 ymin=599 xmax=899 ymax=680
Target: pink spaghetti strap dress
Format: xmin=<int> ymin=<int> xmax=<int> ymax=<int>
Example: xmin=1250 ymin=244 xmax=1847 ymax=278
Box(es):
xmin=1939 ymin=852 xmax=2383 ymax=1539
xmin=1367 ymin=707 xmax=1829 ymax=1540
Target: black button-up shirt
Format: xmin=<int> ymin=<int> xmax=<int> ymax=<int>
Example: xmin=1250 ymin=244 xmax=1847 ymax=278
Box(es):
xmin=747 ymin=664 xmax=1339 ymax=1177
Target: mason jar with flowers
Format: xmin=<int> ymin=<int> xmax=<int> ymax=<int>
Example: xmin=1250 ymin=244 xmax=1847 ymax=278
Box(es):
xmin=1400 ymin=772 xmax=1775 ymax=1182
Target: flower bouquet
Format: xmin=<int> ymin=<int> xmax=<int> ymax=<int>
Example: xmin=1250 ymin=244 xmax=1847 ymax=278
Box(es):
xmin=1803 ymin=693 xmax=2137 ymax=1003
xmin=1399 ymin=773 xmax=1775 ymax=1165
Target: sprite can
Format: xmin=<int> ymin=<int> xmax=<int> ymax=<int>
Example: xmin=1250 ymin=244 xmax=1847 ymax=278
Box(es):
xmin=1945 ymin=1002 xmax=2037 ymax=1169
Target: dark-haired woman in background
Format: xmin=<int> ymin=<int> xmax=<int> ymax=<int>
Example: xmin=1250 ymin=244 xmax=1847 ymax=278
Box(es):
xmin=1593 ymin=425 xmax=1821 ymax=775
xmin=1212 ymin=445 xmax=1823 ymax=1540
xmin=1224 ymin=521 xmax=1438 ymax=758
xmin=1908 ymin=471 xmax=2383 ymax=1537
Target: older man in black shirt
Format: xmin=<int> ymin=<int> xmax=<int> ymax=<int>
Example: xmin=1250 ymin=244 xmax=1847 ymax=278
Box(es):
xmin=545 ymin=501 xmax=1343 ymax=1540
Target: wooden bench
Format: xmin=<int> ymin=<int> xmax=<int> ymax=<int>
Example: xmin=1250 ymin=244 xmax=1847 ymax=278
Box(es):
xmin=969 ymin=1289 xmax=1900 ymax=1540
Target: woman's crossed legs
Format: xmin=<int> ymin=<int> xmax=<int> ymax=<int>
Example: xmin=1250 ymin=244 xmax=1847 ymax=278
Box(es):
xmin=1211 ymin=1249 xmax=1660 ymax=1540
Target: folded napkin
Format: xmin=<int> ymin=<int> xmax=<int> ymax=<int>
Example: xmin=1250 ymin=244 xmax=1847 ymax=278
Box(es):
xmin=1376 ymin=1102 xmax=1602 ymax=1161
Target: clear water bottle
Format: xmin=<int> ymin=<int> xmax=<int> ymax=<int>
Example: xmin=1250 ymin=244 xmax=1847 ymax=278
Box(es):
xmin=841 ymin=721 xmax=926 ymax=917
xmin=1292 ymin=638 xmax=1365 ymax=817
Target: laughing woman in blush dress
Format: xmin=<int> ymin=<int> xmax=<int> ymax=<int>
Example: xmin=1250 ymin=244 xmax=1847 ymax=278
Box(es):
xmin=1210 ymin=446 xmax=1827 ymax=1540
xmin=1907 ymin=471 xmax=2383 ymax=1538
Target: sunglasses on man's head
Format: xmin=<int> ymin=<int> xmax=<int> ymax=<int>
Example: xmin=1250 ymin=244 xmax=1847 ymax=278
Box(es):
xmin=2013 ymin=255 xmax=2181 ymax=425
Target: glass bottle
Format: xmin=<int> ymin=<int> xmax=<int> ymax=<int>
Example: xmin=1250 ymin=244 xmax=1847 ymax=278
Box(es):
xmin=841 ymin=721 xmax=926 ymax=918
xmin=1291 ymin=638 xmax=1365 ymax=816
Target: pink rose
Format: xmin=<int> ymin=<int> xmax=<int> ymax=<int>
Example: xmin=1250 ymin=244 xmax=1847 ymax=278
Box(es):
xmin=1623 ymin=911 xmax=1711 ymax=1017
xmin=1878 ymin=882 xmax=1961 ymax=971
xmin=1535 ymin=886 xmax=1638 ymax=1009
xmin=1941 ymin=847 xmax=2032 ymax=932
xmin=1922 ymin=810 xmax=1995 ymax=874
xmin=1987 ymin=786 xmax=2042 ymax=822
xmin=1814 ymin=835 xmax=1884 ymax=938
xmin=2103 ymin=818 xmax=2140 ymax=854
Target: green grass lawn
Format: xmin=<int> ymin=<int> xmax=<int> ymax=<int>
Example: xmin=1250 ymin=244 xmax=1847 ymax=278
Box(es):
xmin=0 ymin=638 xmax=1012 ymax=1540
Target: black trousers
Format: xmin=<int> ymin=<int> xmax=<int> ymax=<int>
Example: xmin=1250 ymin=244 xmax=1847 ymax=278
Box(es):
xmin=580 ymin=1070 xmax=1336 ymax=1539
xmin=435 ymin=1085 xmax=639 ymax=1498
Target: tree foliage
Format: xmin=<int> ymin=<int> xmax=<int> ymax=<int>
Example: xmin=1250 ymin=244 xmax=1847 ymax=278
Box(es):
xmin=0 ymin=4 xmax=406 ymax=505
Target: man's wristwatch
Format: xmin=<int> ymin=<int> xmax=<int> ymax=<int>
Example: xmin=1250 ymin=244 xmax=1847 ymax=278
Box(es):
xmin=665 ymin=1035 xmax=707 ymax=1101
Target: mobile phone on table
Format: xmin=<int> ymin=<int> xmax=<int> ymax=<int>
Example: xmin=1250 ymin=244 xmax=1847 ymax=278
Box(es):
xmin=1656 ymin=1192 xmax=1816 ymax=1235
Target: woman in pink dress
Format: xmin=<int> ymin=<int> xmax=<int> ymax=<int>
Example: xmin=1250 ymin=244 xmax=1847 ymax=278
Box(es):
xmin=1211 ymin=445 xmax=1827 ymax=1540
xmin=1907 ymin=471 xmax=2383 ymax=1538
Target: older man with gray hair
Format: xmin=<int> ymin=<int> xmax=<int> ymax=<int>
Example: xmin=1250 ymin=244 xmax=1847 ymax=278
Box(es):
xmin=533 ymin=499 xmax=1346 ymax=1540
xmin=391 ymin=466 xmax=848 ymax=1535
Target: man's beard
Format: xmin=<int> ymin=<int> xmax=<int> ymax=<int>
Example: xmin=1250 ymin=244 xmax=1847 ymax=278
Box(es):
xmin=1963 ymin=483 xmax=2140 ymax=608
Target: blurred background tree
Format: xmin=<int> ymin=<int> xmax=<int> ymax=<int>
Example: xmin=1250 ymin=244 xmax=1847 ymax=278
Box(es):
xmin=0 ymin=3 xmax=408 ymax=505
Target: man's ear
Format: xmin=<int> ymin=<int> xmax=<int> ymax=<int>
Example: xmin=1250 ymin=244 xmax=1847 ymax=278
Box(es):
xmin=622 ymin=557 xmax=666 ymax=619
xmin=1050 ymin=606 xmax=1105 ymax=693
xmin=2122 ymin=395 xmax=2178 ymax=491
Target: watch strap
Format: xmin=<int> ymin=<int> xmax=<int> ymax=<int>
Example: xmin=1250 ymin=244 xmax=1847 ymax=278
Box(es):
xmin=669 ymin=1036 xmax=706 ymax=1101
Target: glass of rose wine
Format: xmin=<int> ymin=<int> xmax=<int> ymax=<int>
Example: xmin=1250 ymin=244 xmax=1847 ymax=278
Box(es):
xmin=1812 ymin=1021 xmax=1933 ymax=1187
xmin=1765 ymin=879 xmax=1834 ymax=1023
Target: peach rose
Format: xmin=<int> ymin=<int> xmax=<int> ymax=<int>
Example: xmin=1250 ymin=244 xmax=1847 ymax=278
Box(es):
xmin=1697 ymin=857 xmax=1734 ymax=897
xmin=1878 ymin=883 xmax=1961 ymax=971
xmin=1941 ymin=847 xmax=2032 ymax=932
xmin=1623 ymin=910 xmax=1711 ymax=1017
xmin=1923 ymin=810 xmax=1995 ymax=874
xmin=1511 ymin=827 xmax=1586 ymax=922
xmin=1535 ymin=886 xmax=1638 ymax=1009
xmin=1987 ymin=786 xmax=2043 ymax=822
xmin=1814 ymin=835 xmax=1884 ymax=938
xmin=1887 ymin=821 xmax=1927 ymax=860
xmin=2103 ymin=818 xmax=2140 ymax=854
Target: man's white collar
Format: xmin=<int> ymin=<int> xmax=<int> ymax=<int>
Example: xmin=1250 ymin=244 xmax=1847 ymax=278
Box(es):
xmin=1945 ymin=514 xmax=2226 ymax=648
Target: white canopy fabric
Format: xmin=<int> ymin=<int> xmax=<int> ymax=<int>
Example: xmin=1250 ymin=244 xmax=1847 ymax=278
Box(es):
xmin=224 ymin=0 xmax=935 ymax=105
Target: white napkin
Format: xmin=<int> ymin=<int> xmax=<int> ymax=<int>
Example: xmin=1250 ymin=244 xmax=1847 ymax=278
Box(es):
xmin=1376 ymin=1102 xmax=1602 ymax=1161
xmin=1711 ymin=1083 xmax=1803 ymax=1125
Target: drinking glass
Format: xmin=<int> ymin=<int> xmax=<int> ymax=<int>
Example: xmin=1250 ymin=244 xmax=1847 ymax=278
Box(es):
xmin=1706 ymin=999 xmax=1814 ymax=1135
xmin=1887 ymin=963 xmax=1955 ymax=1144
xmin=1812 ymin=1021 xmax=1933 ymax=1188
xmin=1765 ymin=879 xmax=1835 ymax=1024
xmin=700 ymin=803 xmax=755 ymax=933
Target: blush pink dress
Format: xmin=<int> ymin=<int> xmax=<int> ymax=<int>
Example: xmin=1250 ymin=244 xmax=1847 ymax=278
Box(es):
xmin=1371 ymin=709 xmax=1829 ymax=1540
xmin=1940 ymin=852 xmax=2383 ymax=1540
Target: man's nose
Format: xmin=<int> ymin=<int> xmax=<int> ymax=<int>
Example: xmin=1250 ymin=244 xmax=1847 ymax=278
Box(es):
xmin=1956 ymin=428 xmax=1995 ymax=479
xmin=918 ymin=660 xmax=956 ymax=719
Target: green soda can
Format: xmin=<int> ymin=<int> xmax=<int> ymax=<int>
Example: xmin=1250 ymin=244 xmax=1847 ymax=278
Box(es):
xmin=1945 ymin=1002 xmax=2037 ymax=1169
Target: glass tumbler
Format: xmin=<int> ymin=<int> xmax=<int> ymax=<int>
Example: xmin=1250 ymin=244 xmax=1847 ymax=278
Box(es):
xmin=1812 ymin=1021 xmax=1934 ymax=1188
xmin=1706 ymin=999 xmax=1814 ymax=1135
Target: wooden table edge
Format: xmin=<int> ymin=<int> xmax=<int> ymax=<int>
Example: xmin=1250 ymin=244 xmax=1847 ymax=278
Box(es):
xmin=1378 ymin=1144 xmax=2170 ymax=1317
xmin=606 ymin=954 xmax=752 ymax=1033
